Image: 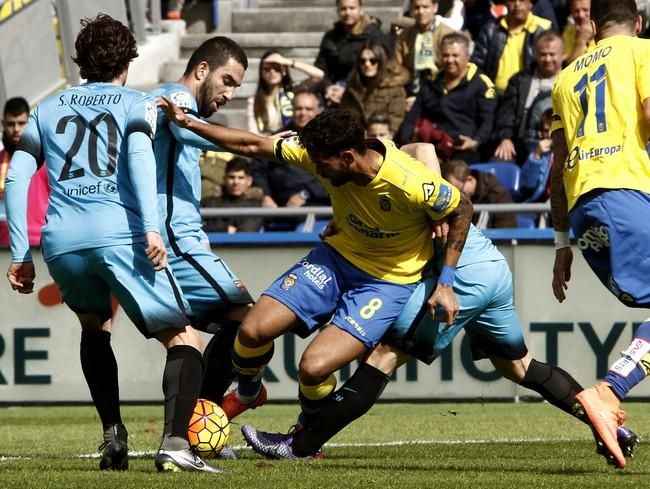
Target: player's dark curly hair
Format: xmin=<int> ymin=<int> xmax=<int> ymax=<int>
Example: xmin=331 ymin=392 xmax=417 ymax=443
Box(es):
xmin=72 ymin=14 xmax=138 ymax=82
xmin=183 ymin=36 xmax=248 ymax=75
xmin=299 ymin=109 xmax=367 ymax=159
xmin=591 ymin=0 xmax=638 ymax=31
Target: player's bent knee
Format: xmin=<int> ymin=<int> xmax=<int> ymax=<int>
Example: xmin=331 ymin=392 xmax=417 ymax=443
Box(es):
xmin=298 ymin=354 xmax=333 ymax=384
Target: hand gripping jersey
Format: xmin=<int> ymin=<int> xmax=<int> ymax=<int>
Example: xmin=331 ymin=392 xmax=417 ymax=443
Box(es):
xmin=274 ymin=137 xmax=461 ymax=284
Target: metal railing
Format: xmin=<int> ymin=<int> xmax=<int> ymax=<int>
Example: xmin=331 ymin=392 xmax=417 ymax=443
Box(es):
xmin=199 ymin=202 xmax=552 ymax=231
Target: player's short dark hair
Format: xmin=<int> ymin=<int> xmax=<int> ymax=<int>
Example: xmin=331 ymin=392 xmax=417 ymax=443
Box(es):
xmin=591 ymin=0 xmax=638 ymax=31
xmin=72 ymin=13 xmax=138 ymax=82
xmin=3 ymin=97 xmax=29 ymax=117
xmin=225 ymin=157 xmax=252 ymax=175
xmin=184 ymin=36 xmax=248 ymax=75
xmin=299 ymin=109 xmax=367 ymax=159
xmin=336 ymin=0 xmax=362 ymax=6
xmin=440 ymin=32 xmax=471 ymax=51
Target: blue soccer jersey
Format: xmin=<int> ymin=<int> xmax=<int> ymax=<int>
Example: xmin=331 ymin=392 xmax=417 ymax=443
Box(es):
xmin=6 ymin=83 xmax=159 ymax=262
xmin=149 ymin=83 xmax=221 ymax=246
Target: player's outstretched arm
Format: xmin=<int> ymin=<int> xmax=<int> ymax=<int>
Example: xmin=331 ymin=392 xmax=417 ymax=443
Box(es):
xmin=550 ymin=129 xmax=573 ymax=303
xmin=158 ymin=96 xmax=277 ymax=160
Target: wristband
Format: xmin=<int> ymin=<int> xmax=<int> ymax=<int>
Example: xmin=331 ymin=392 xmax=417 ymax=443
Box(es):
xmin=438 ymin=264 xmax=456 ymax=287
xmin=554 ymin=231 xmax=571 ymax=250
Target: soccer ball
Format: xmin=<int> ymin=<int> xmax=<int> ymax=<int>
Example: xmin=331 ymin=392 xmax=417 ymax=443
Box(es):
xmin=187 ymin=398 xmax=230 ymax=457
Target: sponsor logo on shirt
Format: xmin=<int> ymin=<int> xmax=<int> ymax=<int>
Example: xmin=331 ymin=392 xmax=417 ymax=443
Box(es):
xmin=64 ymin=182 xmax=118 ymax=197
xmin=144 ymin=101 xmax=157 ymax=134
xmin=346 ymin=214 xmax=399 ymax=239
xmin=170 ymin=91 xmax=193 ymax=108
xmin=432 ymin=184 xmax=452 ymax=213
xmin=422 ymin=182 xmax=436 ymax=202
xmin=299 ymin=260 xmax=332 ymax=290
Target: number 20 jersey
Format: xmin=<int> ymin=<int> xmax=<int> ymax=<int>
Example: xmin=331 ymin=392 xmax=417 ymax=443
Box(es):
xmin=551 ymin=35 xmax=650 ymax=210
xmin=15 ymin=83 xmax=159 ymax=260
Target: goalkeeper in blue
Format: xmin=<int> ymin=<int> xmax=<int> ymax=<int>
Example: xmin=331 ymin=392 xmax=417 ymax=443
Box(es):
xmin=241 ymin=202 xmax=639 ymax=468
xmin=5 ymin=14 xmax=221 ymax=474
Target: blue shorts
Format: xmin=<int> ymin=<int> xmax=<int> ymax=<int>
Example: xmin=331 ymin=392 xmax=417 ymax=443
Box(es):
xmin=47 ymin=244 xmax=190 ymax=338
xmin=570 ymin=189 xmax=650 ymax=307
xmin=264 ymin=243 xmax=418 ymax=349
xmin=168 ymin=236 xmax=253 ymax=331
xmin=384 ymin=260 xmax=528 ymax=364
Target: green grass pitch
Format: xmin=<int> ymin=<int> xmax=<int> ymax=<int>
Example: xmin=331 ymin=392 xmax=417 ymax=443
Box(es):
xmin=1 ymin=402 xmax=649 ymax=488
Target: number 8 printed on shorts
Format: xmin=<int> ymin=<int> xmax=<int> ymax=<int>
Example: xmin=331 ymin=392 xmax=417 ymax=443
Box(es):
xmin=360 ymin=298 xmax=383 ymax=319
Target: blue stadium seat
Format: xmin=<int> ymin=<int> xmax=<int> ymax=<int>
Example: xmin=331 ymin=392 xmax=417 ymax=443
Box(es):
xmin=516 ymin=214 xmax=537 ymax=228
xmin=469 ymin=162 xmax=521 ymax=200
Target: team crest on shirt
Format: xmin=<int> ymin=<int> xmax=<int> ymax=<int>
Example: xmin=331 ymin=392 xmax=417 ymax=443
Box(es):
xmin=283 ymin=135 xmax=301 ymax=147
xmin=144 ymin=101 xmax=157 ymax=134
xmin=280 ymin=273 xmax=298 ymax=290
xmin=170 ymin=91 xmax=193 ymax=108
xmin=379 ymin=195 xmax=391 ymax=212
xmin=432 ymin=184 xmax=452 ymax=213
xmin=422 ymin=182 xmax=436 ymax=202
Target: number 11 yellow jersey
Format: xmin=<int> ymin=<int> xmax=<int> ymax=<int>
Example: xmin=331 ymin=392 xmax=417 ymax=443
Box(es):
xmin=551 ymin=35 xmax=650 ymax=210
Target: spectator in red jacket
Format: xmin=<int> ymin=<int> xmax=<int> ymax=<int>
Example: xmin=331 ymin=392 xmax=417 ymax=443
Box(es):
xmin=0 ymin=97 xmax=49 ymax=247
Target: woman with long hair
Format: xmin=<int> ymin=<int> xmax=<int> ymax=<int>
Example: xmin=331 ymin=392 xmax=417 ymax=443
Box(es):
xmin=340 ymin=41 xmax=406 ymax=135
xmin=248 ymin=50 xmax=324 ymax=134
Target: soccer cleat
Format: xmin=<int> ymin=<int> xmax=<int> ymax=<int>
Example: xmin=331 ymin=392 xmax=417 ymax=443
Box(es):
xmin=221 ymin=385 xmax=267 ymax=421
xmin=155 ymin=448 xmax=223 ymax=474
xmin=574 ymin=382 xmax=627 ymax=469
xmin=98 ymin=423 xmax=128 ymax=471
xmin=596 ymin=426 xmax=640 ymax=466
xmin=241 ymin=424 xmax=323 ymax=460
xmin=216 ymin=445 xmax=237 ymax=460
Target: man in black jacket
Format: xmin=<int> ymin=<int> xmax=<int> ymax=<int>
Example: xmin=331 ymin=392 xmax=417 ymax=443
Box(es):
xmin=492 ymin=30 xmax=564 ymax=164
xmin=315 ymin=0 xmax=389 ymax=107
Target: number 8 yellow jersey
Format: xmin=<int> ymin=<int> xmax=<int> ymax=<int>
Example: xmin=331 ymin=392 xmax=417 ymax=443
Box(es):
xmin=273 ymin=137 xmax=461 ymax=284
xmin=551 ymin=35 xmax=650 ymax=210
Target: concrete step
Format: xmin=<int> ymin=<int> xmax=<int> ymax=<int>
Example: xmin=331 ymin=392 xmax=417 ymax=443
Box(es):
xmin=256 ymin=0 xmax=404 ymax=7
xmin=231 ymin=6 xmax=402 ymax=33
xmin=181 ymin=32 xmax=322 ymax=58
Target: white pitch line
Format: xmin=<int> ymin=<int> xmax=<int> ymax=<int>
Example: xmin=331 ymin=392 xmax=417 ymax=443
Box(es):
xmin=70 ymin=436 xmax=588 ymax=460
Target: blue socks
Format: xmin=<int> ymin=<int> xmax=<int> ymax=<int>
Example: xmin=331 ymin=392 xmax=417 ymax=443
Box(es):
xmin=604 ymin=321 xmax=650 ymax=400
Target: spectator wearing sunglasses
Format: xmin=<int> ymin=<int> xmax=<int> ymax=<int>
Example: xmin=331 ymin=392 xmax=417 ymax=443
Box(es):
xmin=248 ymin=50 xmax=324 ymax=134
xmin=340 ymin=41 xmax=407 ymax=135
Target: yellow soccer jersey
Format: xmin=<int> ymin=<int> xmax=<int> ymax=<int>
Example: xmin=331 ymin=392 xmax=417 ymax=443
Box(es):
xmin=273 ymin=137 xmax=461 ymax=284
xmin=551 ymin=35 xmax=650 ymax=210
